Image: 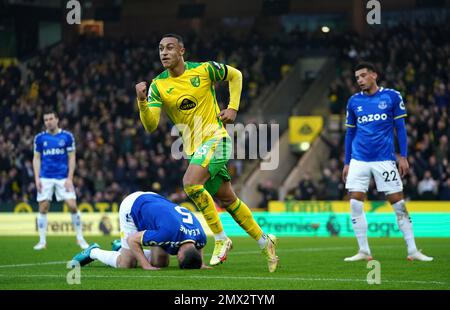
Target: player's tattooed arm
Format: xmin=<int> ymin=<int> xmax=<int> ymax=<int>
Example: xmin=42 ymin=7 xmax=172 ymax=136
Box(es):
xmin=127 ymin=232 xmax=160 ymax=270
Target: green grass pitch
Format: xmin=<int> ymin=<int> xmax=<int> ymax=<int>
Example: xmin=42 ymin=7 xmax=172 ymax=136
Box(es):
xmin=0 ymin=236 xmax=449 ymax=290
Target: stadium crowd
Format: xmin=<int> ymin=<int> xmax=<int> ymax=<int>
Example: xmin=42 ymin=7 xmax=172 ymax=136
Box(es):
xmin=1 ymin=20 xmax=448 ymax=206
xmin=0 ymin=31 xmax=298 ymax=204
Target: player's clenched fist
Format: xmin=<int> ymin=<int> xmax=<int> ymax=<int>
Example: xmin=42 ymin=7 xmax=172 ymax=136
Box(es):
xmin=135 ymin=82 xmax=148 ymax=101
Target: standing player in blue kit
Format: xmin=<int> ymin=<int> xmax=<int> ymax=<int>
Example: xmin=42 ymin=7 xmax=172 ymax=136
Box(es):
xmin=342 ymin=62 xmax=433 ymax=262
xmin=33 ymin=110 xmax=88 ymax=250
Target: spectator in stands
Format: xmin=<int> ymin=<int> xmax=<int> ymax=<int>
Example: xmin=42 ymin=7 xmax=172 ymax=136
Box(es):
xmin=435 ymin=135 xmax=449 ymax=164
xmin=328 ymin=81 xmax=346 ymax=115
xmin=404 ymin=174 xmax=420 ymax=201
xmin=320 ymin=168 xmax=341 ymax=200
xmin=417 ymin=170 xmax=438 ymax=200
xmin=434 ymin=82 xmax=449 ymax=109
xmin=257 ymin=180 xmax=278 ymax=209
xmin=427 ymin=155 xmax=443 ymax=181
xmin=439 ymin=178 xmax=450 ymax=200
xmin=298 ymin=173 xmax=317 ymax=200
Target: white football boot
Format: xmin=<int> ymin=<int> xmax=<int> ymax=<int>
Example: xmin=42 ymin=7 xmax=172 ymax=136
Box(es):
xmin=262 ymin=234 xmax=279 ymax=272
xmin=407 ymin=250 xmax=433 ymax=262
xmin=209 ymin=238 xmax=233 ymax=266
xmin=344 ymin=251 xmax=373 ymax=262
xmin=33 ymin=242 xmax=47 ymax=250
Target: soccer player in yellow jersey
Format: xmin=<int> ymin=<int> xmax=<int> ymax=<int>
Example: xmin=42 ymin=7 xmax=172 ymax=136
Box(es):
xmin=135 ymin=34 xmax=278 ymax=272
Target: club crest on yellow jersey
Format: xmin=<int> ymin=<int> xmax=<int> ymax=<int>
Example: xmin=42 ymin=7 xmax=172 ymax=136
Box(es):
xmin=190 ymin=75 xmax=200 ymax=87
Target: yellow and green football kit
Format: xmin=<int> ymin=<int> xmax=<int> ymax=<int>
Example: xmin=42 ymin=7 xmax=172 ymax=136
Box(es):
xmin=138 ymin=61 xmax=264 ymax=242
xmin=138 ymin=61 xmax=239 ymax=196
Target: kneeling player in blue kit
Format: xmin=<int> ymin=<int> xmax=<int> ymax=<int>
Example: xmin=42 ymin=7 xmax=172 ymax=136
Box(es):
xmin=71 ymin=191 xmax=209 ymax=270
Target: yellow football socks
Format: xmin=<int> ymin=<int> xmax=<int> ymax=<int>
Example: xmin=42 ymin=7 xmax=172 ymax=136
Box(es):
xmin=226 ymin=199 xmax=264 ymax=241
xmin=184 ymin=184 xmax=223 ymax=234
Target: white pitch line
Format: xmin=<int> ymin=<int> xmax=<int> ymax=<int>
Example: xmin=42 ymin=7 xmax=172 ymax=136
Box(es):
xmin=0 ymin=261 xmax=67 ymax=269
xmin=0 ymin=273 xmax=447 ymax=286
xmin=221 ymin=243 xmax=447 ymax=256
xmin=211 ymin=245 xmax=404 ymax=256
xmin=0 ymin=244 xmax=439 ymax=268
xmin=0 ymin=247 xmax=354 ymax=268
xmin=231 ymin=246 xmax=366 ymax=255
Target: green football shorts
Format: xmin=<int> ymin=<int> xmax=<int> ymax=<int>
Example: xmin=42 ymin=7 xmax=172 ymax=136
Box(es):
xmin=189 ymin=136 xmax=232 ymax=196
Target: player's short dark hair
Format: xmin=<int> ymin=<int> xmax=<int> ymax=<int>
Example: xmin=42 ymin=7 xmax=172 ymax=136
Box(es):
xmin=161 ymin=33 xmax=184 ymax=45
xmin=355 ymin=62 xmax=377 ymax=73
xmin=43 ymin=109 xmax=58 ymax=118
xmin=179 ymin=246 xmax=202 ymax=269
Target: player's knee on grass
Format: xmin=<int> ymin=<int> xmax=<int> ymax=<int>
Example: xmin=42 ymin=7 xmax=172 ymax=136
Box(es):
xmin=178 ymin=244 xmax=202 ymax=269
xmin=150 ymin=247 xmax=170 ymax=268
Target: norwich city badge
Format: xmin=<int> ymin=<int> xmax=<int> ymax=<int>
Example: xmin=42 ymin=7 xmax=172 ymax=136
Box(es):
xmin=190 ymin=76 xmax=200 ymax=87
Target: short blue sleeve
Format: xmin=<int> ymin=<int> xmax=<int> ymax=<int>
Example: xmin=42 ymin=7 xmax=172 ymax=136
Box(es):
xmin=34 ymin=135 xmax=42 ymax=153
xmin=141 ymin=228 xmax=172 ymax=247
xmin=345 ymin=98 xmax=356 ymax=127
xmin=66 ymin=132 xmax=75 ymax=152
xmin=391 ymin=90 xmax=407 ymax=119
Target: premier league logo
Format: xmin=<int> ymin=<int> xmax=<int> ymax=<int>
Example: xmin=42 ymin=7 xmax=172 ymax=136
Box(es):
xmin=378 ymin=101 xmax=387 ymax=109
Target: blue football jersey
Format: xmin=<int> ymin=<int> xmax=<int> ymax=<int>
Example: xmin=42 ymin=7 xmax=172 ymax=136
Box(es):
xmin=130 ymin=192 xmax=207 ymax=255
xmin=34 ymin=129 xmax=75 ymax=179
xmin=345 ymin=87 xmax=407 ymax=162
